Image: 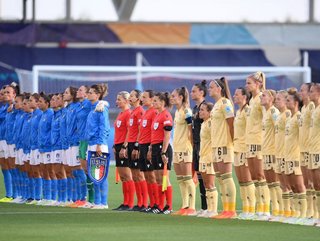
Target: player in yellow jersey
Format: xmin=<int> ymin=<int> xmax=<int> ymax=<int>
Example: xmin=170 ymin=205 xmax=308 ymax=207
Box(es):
xmin=273 ymin=90 xmax=291 ymax=222
xmin=170 ymin=87 xmax=196 ymax=216
xmin=208 ymin=77 xmax=236 ymax=219
xmin=308 ymin=83 xmax=320 ymax=226
xmin=245 ymin=71 xmax=270 ymax=218
xmin=198 ymin=102 xmax=218 ymax=218
xmin=260 ymin=89 xmax=280 ymax=220
xmin=233 ymin=87 xmax=256 ymax=219
xmin=283 ymin=88 xmax=307 ymax=224
xmin=299 ymin=83 xmax=316 ymax=219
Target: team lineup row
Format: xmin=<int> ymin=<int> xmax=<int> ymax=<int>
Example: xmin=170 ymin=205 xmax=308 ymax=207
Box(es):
xmin=0 ymin=83 xmax=110 ymax=208
xmin=0 ymin=71 xmax=320 ymax=227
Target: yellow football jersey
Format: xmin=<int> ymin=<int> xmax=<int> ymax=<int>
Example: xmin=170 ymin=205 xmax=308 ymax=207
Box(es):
xmin=234 ymin=105 xmax=248 ymax=153
xmin=173 ymin=107 xmax=193 ymax=152
xmin=275 ymin=109 xmax=291 ymax=159
xmin=309 ymin=105 xmax=320 ymax=154
xmin=284 ymin=111 xmax=301 ymax=161
xmin=299 ymin=101 xmax=315 ymax=152
xmin=246 ymin=93 xmax=263 ymax=145
xmin=199 ymin=118 xmax=212 ymax=163
xmin=262 ymin=105 xmax=279 ymax=155
xmin=210 ymin=97 xmax=234 ymax=148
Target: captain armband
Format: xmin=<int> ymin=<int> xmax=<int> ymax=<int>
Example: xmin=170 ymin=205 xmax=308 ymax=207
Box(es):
xmin=185 ymin=116 xmax=192 ymax=125
xmin=164 ymin=126 xmax=172 ymax=131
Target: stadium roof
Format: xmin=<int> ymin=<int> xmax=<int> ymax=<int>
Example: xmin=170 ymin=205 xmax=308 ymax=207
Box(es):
xmin=0 ymin=0 xmax=319 ymax=23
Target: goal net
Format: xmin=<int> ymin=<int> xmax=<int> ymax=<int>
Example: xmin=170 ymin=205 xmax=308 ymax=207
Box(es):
xmin=30 ymin=65 xmax=311 ymax=111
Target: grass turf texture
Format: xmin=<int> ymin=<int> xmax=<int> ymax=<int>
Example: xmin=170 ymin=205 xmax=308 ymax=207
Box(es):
xmin=0 ymin=166 xmax=319 ymax=241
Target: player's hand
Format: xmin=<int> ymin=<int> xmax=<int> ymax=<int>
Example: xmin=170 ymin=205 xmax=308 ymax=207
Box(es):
xmin=96 ymin=145 xmax=102 ymax=156
xmin=132 ymin=149 xmax=139 ymax=160
xmin=161 ymin=154 xmax=168 ymax=165
xmin=147 ymin=150 xmax=152 ymax=162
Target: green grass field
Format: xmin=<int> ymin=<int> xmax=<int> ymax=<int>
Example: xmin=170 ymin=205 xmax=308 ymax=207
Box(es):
xmin=0 ymin=166 xmax=319 ymax=241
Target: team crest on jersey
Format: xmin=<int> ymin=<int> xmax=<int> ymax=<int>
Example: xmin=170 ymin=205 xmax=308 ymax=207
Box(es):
xmin=129 ymin=118 xmax=134 ymax=126
xmin=116 ymin=120 xmax=122 ymax=128
xmin=142 ymin=120 xmax=147 ymax=127
xmin=153 ymin=122 xmax=159 ymax=130
xmin=87 ymin=151 xmax=110 ymax=184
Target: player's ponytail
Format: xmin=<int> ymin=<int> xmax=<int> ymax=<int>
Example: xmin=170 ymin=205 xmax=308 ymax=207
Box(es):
xmin=287 ymin=87 xmax=303 ymax=109
xmin=248 ymin=71 xmax=266 ymax=91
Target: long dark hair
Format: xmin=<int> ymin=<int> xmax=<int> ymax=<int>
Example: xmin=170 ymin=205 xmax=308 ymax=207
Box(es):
xmin=236 ymin=87 xmax=251 ymax=105
xmin=212 ymin=77 xmax=232 ymax=102
xmin=194 ymin=80 xmax=207 ymax=97
xmin=155 ymin=91 xmax=171 ymax=108
xmin=91 ymin=84 xmax=108 ymax=100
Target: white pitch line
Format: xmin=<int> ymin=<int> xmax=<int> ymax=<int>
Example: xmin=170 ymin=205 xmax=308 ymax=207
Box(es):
xmin=0 ymin=211 xmax=109 ymax=215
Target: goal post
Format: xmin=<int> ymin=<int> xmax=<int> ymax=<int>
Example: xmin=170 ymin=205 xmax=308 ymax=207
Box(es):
xmin=32 ymin=65 xmax=311 ymax=94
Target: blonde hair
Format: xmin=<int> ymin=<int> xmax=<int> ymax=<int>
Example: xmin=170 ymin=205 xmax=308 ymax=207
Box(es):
xmin=117 ymin=91 xmax=130 ymax=100
xmin=265 ymin=89 xmax=276 ymax=103
xmin=248 ymin=71 xmax=266 ymax=91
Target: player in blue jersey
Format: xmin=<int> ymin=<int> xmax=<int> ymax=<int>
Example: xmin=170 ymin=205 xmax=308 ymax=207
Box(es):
xmin=28 ymin=93 xmax=43 ymax=204
xmin=0 ymin=83 xmax=19 ymax=202
xmin=37 ymin=93 xmax=54 ymax=205
xmin=85 ymin=84 xmax=110 ymax=209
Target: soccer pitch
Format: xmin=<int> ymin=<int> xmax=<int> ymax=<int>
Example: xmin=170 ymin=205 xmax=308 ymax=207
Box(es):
xmin=0 ymin=166 xmax=319 ymax=241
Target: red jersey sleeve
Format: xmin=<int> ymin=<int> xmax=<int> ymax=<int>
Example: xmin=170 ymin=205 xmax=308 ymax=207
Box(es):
xmin=114 ymin=109 xmax=131 ymax=144
xmin=127 ymin=106 xmax=145 ymax=142
xmin=151 ymin=109 xmax=173 ymax=144
xmin=139 ymin=107 xmax=157 ymax=144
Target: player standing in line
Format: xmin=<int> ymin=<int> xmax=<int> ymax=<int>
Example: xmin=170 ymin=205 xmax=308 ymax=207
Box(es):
xmin=149 ymin=92 xmax=173 ymax=214
xmin=28 ymin=93 xmax=43 ymax=204
xmin=0 ymin=87 xmax=10 ymax=201
xmin=245 ymin=71 xmax=269 ymax=218
xmin=11 ymin=94 xmax=26 ymax=203
xmin=283 ymin=88 xmax=307 ymax=224
xmin=113 ymin=91 xmax=135 ymax=211
xmin=307 ymin=83 xmax=320 ymax=226
xmin=64 ymin=87 xmax=87 ymax=206
xmin=85 ymin=84 xmax=110 ymax=209
xmin=74 ymin=86 xmax=94 ymax=207
xmin=21 ymin=95 xmax=34 ymax=203
xmin=170 ymin=87 xmax=196 ymax=216
xmin=233 ymin=87 xmax=256 ymax=219
xmin=0 ymin=83 xmax=20 ymax=202
xmin=60 ymin=90 xmax=72 ymax=205
xmin=37 ymin=93 xmax=54 ymax=205
xmin=198 ymin=102 xmax=218 ymax=218
xmin=208 ymin=78 xmax=236 ymax=219
xmin=260 ymin=89 xmax=280 ymax=220
xmin=190 ymin=80 xmax=208 ymax=216
xmin=50 ymin=94 xmax=67 ymax=205
xmin=299 ymin=83 xmax=316 ymax=219
xmin=127 ymin=90 xmax=148 ymax=211
xmin=62 ymin=87 xmax=79 ymax=204
xmin=138 ymin=90 xmax=158 ymax=212
xmin=273 ymin=90 xmax=291 ymax=221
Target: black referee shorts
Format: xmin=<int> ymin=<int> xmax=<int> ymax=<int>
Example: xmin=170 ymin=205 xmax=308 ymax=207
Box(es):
xmin=127 ymin=142 xmax=140 ymax=169
xmin=151 ymin=143 xmax=172 ymax=171
xmin=139 ymin=143 xmax=154 ymax=172
xmin=114 ymin=143 xmax=130 ymax=167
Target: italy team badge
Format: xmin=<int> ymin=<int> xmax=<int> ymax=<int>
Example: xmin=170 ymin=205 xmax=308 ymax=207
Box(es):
xmin=87 ymin=151 xmax=110 ymax=184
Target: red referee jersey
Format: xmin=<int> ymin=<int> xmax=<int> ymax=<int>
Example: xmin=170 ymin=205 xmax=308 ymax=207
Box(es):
xmin=114 ymin=109 xmax=131 ymax=144
xmin=151 ymin=109 xmax=173 ymax=144
xmin=139 ymin=107 xmax=158 ymax=144
xmin=127 ymin=106 xmax=145 ymax=142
